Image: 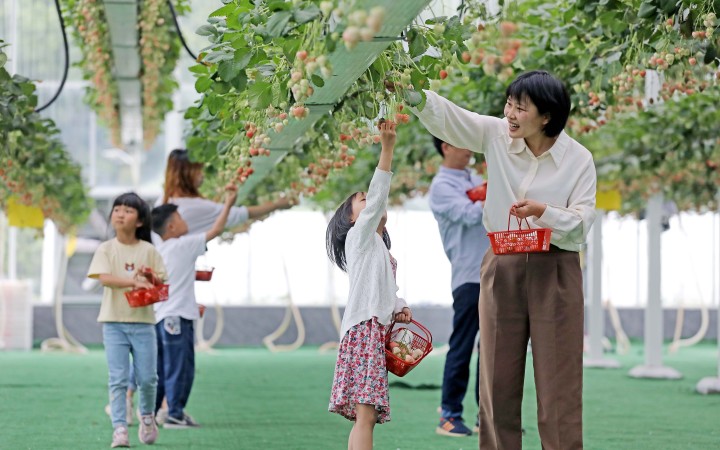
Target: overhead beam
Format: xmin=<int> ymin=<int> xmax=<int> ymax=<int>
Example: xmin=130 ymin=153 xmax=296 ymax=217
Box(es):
xmin=103 ymin=0 xmax=143 ymax=150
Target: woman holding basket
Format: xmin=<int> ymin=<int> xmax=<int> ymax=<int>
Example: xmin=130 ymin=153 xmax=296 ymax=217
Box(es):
xmin=411 ymin=70 xmax=597 ymax=450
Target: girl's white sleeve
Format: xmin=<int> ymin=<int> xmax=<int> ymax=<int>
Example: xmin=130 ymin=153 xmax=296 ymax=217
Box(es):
xmin=348 ymin=169 xmax=392 ymax=252
xmin=394 ymin=296 xmax=408 ymax=314
xmin=410 ymin=90 xmax=504 ymax=153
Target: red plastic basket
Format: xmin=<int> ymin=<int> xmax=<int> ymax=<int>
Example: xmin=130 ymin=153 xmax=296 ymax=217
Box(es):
xmin=125 ymin=284 xmax=169 ymax=308
xmin=488 ymin=211 xmax=552 ymax=255
xmin=195 ymin=268 xmax=214 ymax=281
xmin=385 ymin=319 xmax=433 ymax=377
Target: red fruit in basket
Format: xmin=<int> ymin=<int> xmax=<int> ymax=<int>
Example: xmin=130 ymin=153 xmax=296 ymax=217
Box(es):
xmin=388 ymin=341 xmax=399 ymax=349
xmin=467 ymin=182 xmax=487 ymax=202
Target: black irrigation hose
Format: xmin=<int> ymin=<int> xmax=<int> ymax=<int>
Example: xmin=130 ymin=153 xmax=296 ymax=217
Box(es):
xmin=167 ymin=0 xmax=198 ymax=61
xmin=35 ymin=0 xmax=69 ymax=113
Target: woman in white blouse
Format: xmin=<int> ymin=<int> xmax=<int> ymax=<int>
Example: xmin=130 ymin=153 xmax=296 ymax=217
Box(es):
xmin=159 ymin=149 xmax=293 ymax=233
xmin=412 ymin=70 xmax=596 ymax=450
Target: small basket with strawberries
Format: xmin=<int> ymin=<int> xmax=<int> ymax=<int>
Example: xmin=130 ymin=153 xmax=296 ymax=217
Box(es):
xmin=125 ymin=267 xmax=169 ymax=308
xmin=385 ymin=319 xmax=433 ymax=377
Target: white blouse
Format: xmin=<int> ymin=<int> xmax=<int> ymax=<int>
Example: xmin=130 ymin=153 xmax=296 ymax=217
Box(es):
xmin=340 ymin=169 xmax=407 ymax=338
xmin=413 ymin=90 xmax=597 ymax=252
xmin=161 ymin=197 xmax=249 ymax=234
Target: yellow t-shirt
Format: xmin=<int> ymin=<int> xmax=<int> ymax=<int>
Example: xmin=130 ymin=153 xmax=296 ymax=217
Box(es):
xmin=88 ymin=238 xmax=167 ymax=324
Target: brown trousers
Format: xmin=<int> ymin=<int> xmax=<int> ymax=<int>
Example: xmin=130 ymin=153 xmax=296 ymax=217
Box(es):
xmin=478 ymin=247 xmax=584 ymax=450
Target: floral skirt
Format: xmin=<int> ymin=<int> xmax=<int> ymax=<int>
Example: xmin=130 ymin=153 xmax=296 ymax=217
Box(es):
xmin=328 ymin=317 xmax=391 ymax=424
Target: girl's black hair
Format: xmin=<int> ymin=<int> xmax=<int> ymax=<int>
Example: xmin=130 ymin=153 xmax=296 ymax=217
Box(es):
xmin=326 ymin=192 xmax=391 ymax=272
xmin=110 ymin=192 xmax=152 ymax=244
xmin=505 ymin=70 xmax=570 ymax=137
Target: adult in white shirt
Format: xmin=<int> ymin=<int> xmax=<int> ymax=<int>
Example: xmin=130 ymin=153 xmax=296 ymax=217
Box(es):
xmin=412 ymin=70 xmax=596 ymax=450
xmin=158 ymin=149 xmax=293 ymax=234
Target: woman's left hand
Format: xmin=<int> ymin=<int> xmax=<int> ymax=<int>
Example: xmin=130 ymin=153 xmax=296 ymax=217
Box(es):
xmin=511 ymin=199 xmax=546 ymax=219
xmin=394 ymin=307 xmax=412 ymax=324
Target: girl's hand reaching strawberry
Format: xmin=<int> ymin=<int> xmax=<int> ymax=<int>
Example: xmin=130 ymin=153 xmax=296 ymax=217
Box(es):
xmin=377 ymin=119 xmax=396 ymax=172
xmin=378 ymin=119 xmax=397 ymax=150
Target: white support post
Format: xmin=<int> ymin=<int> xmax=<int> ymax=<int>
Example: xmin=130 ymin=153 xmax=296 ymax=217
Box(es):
xmin=629 ymin=193 xmax=682 ymax=379
xmin=584 ymin=210 xmax=620 ymax=368
xmin=696 ymin=204 xmax=720 ymax=394
xmin=164 ymin=68 xmax=185 ymax=155
xmin=6 ymin=0 xmax=18 ymax=280
xmin=8 ymin=227 xmax=18 ymax=280
xmin=40 ymin=221 xmax=60 ymax=304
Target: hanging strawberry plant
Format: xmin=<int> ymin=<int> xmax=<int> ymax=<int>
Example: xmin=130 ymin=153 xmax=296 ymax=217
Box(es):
xmin=185 ymin=0 xmax=719 ymax=212
xmin=0 ymin=43 xmax=92 ymax=234
xmin=583 ymin=86 xmax=720 ymax=214
xmin=138 ymin=0 xmax=190 ymax=148
xmin=63 ymin=0 xmax=121 ymax=147
xmin=64 ymin=0 xmax=190 ymax=149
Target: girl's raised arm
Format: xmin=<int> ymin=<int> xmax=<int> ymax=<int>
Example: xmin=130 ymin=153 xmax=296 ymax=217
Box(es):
xmin=349 ymin=121 xmax=396 ymax=250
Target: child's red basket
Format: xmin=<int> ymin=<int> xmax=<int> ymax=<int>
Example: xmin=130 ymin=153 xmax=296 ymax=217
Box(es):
xmin=195 ymin=268 xmax=214 ymax=281
xmin=488 ymin=211 xmax=552 ymax=255
xmin=385 ymin=319 xmax=433 ymax=377
xmin=125 ymin=284 xmax=169 ymax=308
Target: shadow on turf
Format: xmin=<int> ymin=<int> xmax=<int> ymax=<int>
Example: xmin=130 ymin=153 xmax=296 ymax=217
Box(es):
xmin=388 ymin=381 xmax=441 ymax=390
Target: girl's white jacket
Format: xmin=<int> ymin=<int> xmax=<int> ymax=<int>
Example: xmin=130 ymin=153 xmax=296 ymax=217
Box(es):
xmin=339 ymin=168 xmax=408 ymax=339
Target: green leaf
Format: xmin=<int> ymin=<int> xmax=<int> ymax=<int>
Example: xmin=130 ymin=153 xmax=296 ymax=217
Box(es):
xmin=195 ymin=76 xmax=213 ymax=93
xmin=184 ymin=106 xmax=201 ymax=119
xmin=230 ymin=72 xmax=248 ymax=91
xmin=407 ymin=29 xmax=429 ymax=58
xmin=0 ymin=53 xmax=7 ymax=68
xmin=248 ymin=81 xmax=273 ymax=109
xmin=293 ymin=5 xmax=321 ymax=25
xmin=210 ymin=3 xmax=236 ymax=17
xmin=403 ymin=89 xmax=423 ymax=107
xmin=196 ymin=24 xmax=217 ymax=37
xmin=325 ymin=35 xmax=336 ymax=53
xmin=703 ymin=45 xmax=717 ymax=65
xmin=311 ymin=74 xmax=325 ymax=88
xmin=658 ymin=0 xmax=679 ymax=15
xmin=282 ymin=39 xmax=302 ymax=61
xmin=189 ymin=64 xmax=210 ymax=74
xmin=217 ymin=48 xmax=252 ymax=81
xmin=264 ymin=11 xmax=292 ymax=37
xmin=211 ymin=81 xmax=231 ymax=95
xmin=637 ymin=2 xmax=656 ymax=18
xmin=410 ymin=69 xmax=428 ymax=90
xmin=207 ymin=95 xmax=224 ymax=115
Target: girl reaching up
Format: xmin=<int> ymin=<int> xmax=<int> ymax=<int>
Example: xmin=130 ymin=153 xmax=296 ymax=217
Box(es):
xmin=326 ymin=120 xmax=412 ymax=450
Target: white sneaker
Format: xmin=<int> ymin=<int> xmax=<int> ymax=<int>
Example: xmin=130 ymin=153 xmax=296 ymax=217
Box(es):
xmin=111 ymin=426 xmax=130 ymax=448
xmin=139 ymin=414 xmax=158 ymax=444
xmin=164 ymin=412 xmax=200 ymax=429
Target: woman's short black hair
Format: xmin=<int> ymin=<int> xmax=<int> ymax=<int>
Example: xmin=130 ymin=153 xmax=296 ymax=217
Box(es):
xmin=506 ymin=70 xmax=570 ymax=137
xmin=111 ymin=192 xmax=152 ymax=244
xmin=326 ymin=192 xmax=391 ymax=272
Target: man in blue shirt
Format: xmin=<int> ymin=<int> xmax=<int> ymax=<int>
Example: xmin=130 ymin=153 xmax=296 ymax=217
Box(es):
xmin=429 ymin=136 xmax=489 ymax=437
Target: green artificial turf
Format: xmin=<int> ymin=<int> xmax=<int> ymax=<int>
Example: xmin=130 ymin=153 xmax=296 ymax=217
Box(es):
xmin=1 ymin=343 xmax=719 ymax=449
